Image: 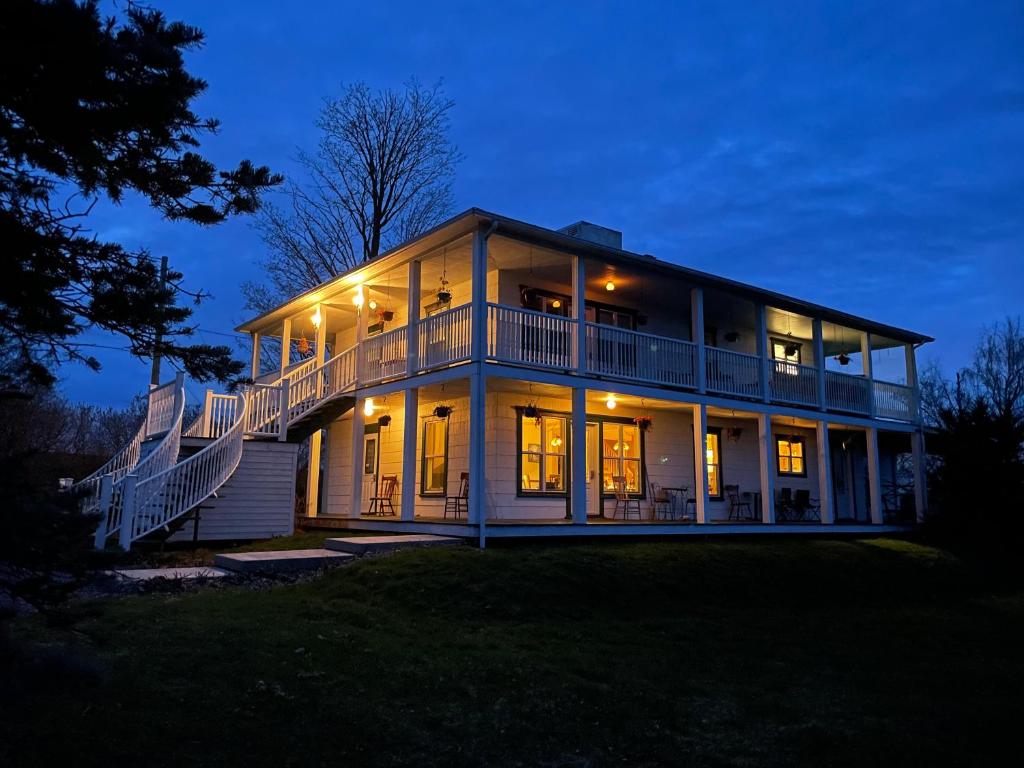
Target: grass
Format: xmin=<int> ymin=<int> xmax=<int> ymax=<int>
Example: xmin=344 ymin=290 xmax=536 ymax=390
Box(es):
xmin=3 ymin=537 xmax=1023 ymax=767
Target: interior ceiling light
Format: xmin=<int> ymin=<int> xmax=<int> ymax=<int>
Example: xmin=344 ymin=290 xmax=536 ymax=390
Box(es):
xmin=605 ymin=280 xmax=616 ymax=292
xmin=605 ymin=394 xmax=617 ymax=410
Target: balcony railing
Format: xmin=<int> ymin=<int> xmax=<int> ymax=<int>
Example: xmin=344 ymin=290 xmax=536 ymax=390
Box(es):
xmin=362 ymin=325 xmax=407 ymax=384
xmin=488 ymin=303 xmax=574 ymax=369
xmin=706 ymin=347 xmax=762 ymax=399
xmin=418 ymin=303 xmax=472 ymax=370
xmin=770 ymin=361 xmax=819 ymax=407
xmin=824 ymin=370 xmax=872 ymax=415
xmin=874 ymin=380 xmax=914 ymax=421
xmin=585 ymin=323 xmax=698 ymax=389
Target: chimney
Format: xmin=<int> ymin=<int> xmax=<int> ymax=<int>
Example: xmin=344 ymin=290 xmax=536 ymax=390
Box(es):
xmin=557 ymin=221 xmax=622 ymax=250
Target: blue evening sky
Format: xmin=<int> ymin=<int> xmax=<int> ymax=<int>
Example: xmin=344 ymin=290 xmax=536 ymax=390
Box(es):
xmin=65 ymin=0 xmax=1024 ymax=406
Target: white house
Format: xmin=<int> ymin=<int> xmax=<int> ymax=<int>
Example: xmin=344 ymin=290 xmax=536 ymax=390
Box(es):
xmin=77 ymin=209 xmax=931 ymax=548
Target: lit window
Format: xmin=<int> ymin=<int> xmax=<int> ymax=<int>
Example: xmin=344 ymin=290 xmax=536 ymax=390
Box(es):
xmin=602 ymin=422 xmax=641 ymax=494
xmin=706 ymin=429 xmax=722 ymax=498
xmin=776 ymin=436 xmax=806 ymax=476
xmin=771 ymin=338 xmax=802 ymax=376
xmin=520 ymin=414 xmax=567 ymax=494
xmin=420 ymin=418 xmax=448 ymax=495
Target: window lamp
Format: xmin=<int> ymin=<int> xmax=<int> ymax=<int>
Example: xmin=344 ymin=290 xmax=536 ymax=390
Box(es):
xmin=776 ymin=436 xmax=806 ymax=477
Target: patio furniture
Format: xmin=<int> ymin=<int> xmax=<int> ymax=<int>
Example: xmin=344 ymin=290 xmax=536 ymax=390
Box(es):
xmin=648 ymin=478 xmax=673 ymax=520
xmin=612 ymin=475 xmax=642 ymax=520
xmin=444 ymin=472 xmax=469 ymax=519
xmin=367 ymin=475 xmax=398 ymax=516
xmin=725 ymin=484 xmax=752 ymax=521
xmin=794 ymin=489 xmax=821 ymax=521
xmin=663 ymin=486 xmax=690 ymax=520
xmin=775 ymin=487 xmax=795 ymax=521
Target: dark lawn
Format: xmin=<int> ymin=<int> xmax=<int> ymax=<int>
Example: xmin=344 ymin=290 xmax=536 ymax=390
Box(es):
xmin=3 ymin=537 xmax=1022 ymax=767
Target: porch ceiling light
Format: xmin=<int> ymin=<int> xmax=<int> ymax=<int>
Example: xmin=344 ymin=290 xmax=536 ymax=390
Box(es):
xmin=605 ymin=394 xmax=617 ymax=410
xmin=353 ymin=284 xmax=365 ymax=308
xmin=311 ymin=306 xmax=322 ymax=329
xmin=363 ymin=397 xmax=375 ymax=417
xmin=605 ymin=280 xmax=616 ymax=292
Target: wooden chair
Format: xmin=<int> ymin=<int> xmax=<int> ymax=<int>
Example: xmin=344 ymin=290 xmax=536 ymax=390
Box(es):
xmin=444 ymin=472 xmax=469 ymax=519
xmin=648 ymin=478 xmax=673 ymax=520
xmin=794 ymin=489 xmax=821 ymax=522
xmin=612 ymin=475 xmax=642 ymax=520
xmin=776 ymin=487 xmax=795 ymax=521
xmin=367 ymin=475 xmax=398 ymax=517
xmin=725 ymin=484 xmax=752 ymax=521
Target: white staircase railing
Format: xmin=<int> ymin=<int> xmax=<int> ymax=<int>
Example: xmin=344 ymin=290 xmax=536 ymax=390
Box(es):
xmin=120 ymin=392 xmax=248 ymax=546
xmin=287 ymin=345 xmax=358 ymax=423
xmin=72 ymin=418 xmax=147 ymax=515
xmin=94 ymin=374 xmax=186 ymax=547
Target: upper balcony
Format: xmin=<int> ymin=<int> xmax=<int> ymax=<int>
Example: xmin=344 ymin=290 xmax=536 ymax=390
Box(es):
xmin=238 ymin=210 xmax=929 ymax=424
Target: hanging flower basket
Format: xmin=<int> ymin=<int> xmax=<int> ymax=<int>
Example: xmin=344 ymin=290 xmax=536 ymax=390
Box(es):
xmin=727 ymin=427 xmax=744 ymax=442
xmin=296 ymin=337 xmax=311 ymax=356
xmin=522 ymin=403 xmax=542 ymax=424
xmin=381 ymin=309 xmax=395 ymax=322
xmin=784 ymin=342 xmax=800 ymax=357
xmin=433 ymin=404 xmax=453 ymax=419
xmin=377 ymin=414 xmax=392 ymax=427
xmin=836 ymin=353 xmax=851 ymax=366
xmin=437 ymin=289 xmax=452 ymax=304
xmin=633 ymin=415 xmax=654 ymax=432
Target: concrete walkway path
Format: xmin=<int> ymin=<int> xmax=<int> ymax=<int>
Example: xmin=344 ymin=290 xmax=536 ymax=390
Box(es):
xmin=214 ymin=549 xmax=354 ymax=574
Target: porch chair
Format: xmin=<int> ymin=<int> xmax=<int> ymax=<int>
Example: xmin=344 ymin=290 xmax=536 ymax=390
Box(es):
xmin=775 ymin=487 xmax=795 ymax=521
xmin=444 ymin=472 xmax=469 ymax=519
xmin=612 ymin=475 xmax=642 ymax=520
xmin=647 ymin=478 xmax=673 ymax=520
xmin=725 ymin=484 xmax=752 ymax=521
xmin=367 ymin=475 xmax=399 ymax=517
xmin=793 ymin=489 xmax=821 ymax=522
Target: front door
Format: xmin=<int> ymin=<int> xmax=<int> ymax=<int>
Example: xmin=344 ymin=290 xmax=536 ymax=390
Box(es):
xmin=362 ymin=432 xmax=379 ymax=511
xmin=586 ymin=422 xmax=600 ymax=517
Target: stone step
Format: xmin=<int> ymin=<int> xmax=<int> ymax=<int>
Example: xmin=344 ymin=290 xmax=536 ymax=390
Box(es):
xmin=214 ymin=548 xmax=355 ymax=574
xmin=111 ymin=566 xmax=232 ymax=581
xmin=324 ymin=534 xmax=463 ymax=555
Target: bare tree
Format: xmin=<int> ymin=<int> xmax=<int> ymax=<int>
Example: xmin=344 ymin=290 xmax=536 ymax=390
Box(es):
xmin=244 ymin=80 xmax=461 ymax=310
xmin=967 ymin=317 xmax=1024 ymax=421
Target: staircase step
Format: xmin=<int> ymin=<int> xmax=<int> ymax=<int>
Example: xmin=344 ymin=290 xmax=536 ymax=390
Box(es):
xmin=324 ymin=534 xmax=462 ymax=555
xmin=214 ymin=548 xmax=354 ymax=574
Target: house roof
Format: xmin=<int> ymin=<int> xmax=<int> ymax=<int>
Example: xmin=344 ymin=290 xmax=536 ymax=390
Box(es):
xmin=236 ymin=207 xmax=934 ymax=345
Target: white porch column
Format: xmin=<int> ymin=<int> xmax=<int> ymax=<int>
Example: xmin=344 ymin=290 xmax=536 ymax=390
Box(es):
xmin=911 ymin=429 xmax=928 ymax=523
xmin=813 ymin=318 xmax=826 ymax=410
xmin=905 ymin=342 xmax=920 ymax=421
xmin=279 ymin=317 xmax=292 ymax=375
xmin=250 ymin=332 xmax=261 ymax=380
xmin=691 ymin=288 xmax=706 ymax=393
xmin=816 ymin=421 xmax=834 ymax=524
xmin=862 ymin=332 xmax=876 ymax=418
xmin=304 ymin=305 xmax=328 ymax=518
xmin=468 ymin=370 xmax=487 ymax=526
xmin=353 ymin=302 xmax=365 ymax=384
xmin=756 ymin=304 xmax=770 ymax=402
xmin=570 ymin=387 xmax=587 ymax=524
xmin=470 ymin=227 xmax=488 ymax=362
xmin=349 ymin=398 xmax=366 ymax=519
xmin=692 ymin=403 xmax=710 ymax=523
xmin=406 ymin=259 xmax=421 ymax=375
xmin=757 ymin=413 xmax=777 ymax=524
xmin=866 ymin=426 xmax=883 ymax=524
xmin=572 ymin=255 xmax=586 ymax=374
xmin=400 ymin=387 xmax=419 ymax=521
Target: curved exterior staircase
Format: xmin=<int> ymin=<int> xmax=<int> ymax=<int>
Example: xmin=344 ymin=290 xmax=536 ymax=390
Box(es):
xmin=78 ymin=345 xmax=360 ymax=550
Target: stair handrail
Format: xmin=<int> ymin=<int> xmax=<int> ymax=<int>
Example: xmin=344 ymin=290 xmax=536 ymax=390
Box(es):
xmin=95 ymin=374 xmax=186 ymax=545
xmin=72 ymin=417 xmax=147 ymax=514
xmin=285 ymin=345 xmax=358 ymax=425
xmin=122 ymin=390 xmax=248 ymax=546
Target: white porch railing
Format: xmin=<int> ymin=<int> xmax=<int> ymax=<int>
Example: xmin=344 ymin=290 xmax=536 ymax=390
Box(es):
xmin=418 ymin=303 xmax=472 ymax=370
xmin=488 ymin=304 xmax=575 ymax=369
xmin=184 ymin=393 xmax=240 ymax=439
xmin=123 ymin=392 xmax=247 ymax=546
xmin=770 ymin=361 xmax=819 ymax=406
xmin=252 ymin=356 xmax=317 ymax=386
xmin=706 ymin=347 xmax=762 ymax=399
xmin=585 ymin=323 xmax=698 ymax=388
xmin=288 ymin=345 xmax=358 ymax=423
xmin=874 ymin=380 xmax=914 ymax=421
xmin=145 ymin=377 xmax=180 ymax=437
xmin=824 ymin=370 xmax=872 ymax=415
xmin=362 ymin=326 xmax=408 ymax=384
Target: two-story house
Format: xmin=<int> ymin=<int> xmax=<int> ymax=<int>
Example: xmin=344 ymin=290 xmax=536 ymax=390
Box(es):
xmin=78 ymin=208 xmax=930 ymax=549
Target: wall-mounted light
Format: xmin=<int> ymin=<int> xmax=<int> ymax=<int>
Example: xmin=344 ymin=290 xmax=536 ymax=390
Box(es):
xmin=311 ymin=306 xmax=322 ymax=329
xmin=551 ymin=299 xmax=562 ymax=309
xmin=605 ymin=280 xmax=616 ymax=292
xmin=605 ymin=393 xmax=617 ymax=410
xmin=353 ymin=284 xmax=365 ymax=308
xmin=368 ymin=299 xmax=378 ymax=311
xmin=363 ymin=397 xmax=374 ymax=417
